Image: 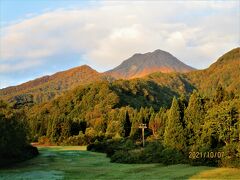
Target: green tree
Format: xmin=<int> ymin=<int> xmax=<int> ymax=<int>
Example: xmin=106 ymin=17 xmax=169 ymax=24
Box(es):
xmin=149 ymin=108 xmax=166 ymax=140
xmin=0 ymin=100 xmax=38 ymax=166
xmin=184 ymin=91 xmax=206 ymax=148
xmin=123 ymin=111 xmax=131 ymax=137
xmin=164 ymin=97 xmax=186 ymax=151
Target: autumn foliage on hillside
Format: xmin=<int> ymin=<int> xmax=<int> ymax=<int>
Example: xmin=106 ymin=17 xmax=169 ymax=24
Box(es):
xmin=186 ymin=47 xmax=240 ymax=94
xmin=0 ymin=65 xmax=104 ymax=105
xmin=0 ymin=47 xmax=239 ymax=167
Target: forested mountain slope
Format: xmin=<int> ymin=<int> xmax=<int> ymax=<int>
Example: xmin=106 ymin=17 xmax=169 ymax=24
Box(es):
xmin=145 ymin=47 xmax=240 ymax=95
xmin=1 ymin=48 xmax=239 ymax=107
xmin=186 ymin=47 xmax=240 ymax=94
xmin=0 ymin=65 xmax=104 ymax=105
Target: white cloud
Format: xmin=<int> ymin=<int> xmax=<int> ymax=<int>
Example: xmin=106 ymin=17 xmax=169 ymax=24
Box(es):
xmin=0 ymin=59 xmax=42 ymax=73
xmin=0 ymin=0 xmax=239 ymax=78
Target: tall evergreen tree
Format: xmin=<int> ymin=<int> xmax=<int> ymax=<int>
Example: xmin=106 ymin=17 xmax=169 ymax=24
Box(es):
xmin=178 ymin=94 xmax=188 ymax=129
xmin=184 ymin=91 xmax=206 ymax=148
xmin=164 ymin=97 xmax=186 ymax=151
xmin=123 ymin=111 xmax=131 ymax=137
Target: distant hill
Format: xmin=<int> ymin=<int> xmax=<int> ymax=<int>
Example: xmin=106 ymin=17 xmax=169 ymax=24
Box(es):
xmin=106 ymin=49 xmax=195 ymax=79
xmin=0 ymin=65 xmax=104 ymax=105
xmin=186 ymin=47 xmax=240 ymax=94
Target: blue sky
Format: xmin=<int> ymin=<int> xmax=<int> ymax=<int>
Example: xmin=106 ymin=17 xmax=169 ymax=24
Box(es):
xmin=0 ymin=0 xmax=92 ymax=25
xmin=0 ymin=0 xmax=239 ymax=88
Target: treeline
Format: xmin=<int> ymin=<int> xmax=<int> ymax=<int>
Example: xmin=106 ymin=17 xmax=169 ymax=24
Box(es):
xmin=88 ymin=87 xmax=240 ymax=167
xmin=26 ymin=81 xmax=240 ymax=167
xmin=27 ymin=79 xmax=181 ymax=144
xmin=0 ymin=100 xmax=38 ymax=167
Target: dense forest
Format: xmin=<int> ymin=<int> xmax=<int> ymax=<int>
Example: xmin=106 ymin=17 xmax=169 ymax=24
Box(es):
xmin=25 ymin=85 xmax=240 ymax=167
xmin=0 ymin=48 xmax=239 ymax=167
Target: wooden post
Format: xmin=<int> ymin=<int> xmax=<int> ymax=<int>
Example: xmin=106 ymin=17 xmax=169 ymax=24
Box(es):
xmin=139 ymin=123 xmax=147 ymax=147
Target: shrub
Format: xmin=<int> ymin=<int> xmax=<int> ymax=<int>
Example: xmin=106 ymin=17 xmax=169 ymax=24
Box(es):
xmin=111 ymin=149 xmax=146 ymax=163
xmin=110 ymin=141 xmax=186 ymax=164
xmin=143 ymin=142 xmax=164 ymax=163
xmin=160 ymin=148 xmax=186 ymax=165
xmin=219 ymin=143 xmax=240 ymax=168
xmin=62 ymin=135 xmax=87 ymax=146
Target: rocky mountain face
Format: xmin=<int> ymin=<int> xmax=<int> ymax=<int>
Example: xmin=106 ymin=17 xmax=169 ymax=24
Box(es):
xmin=106 ymin=49 xmax=195 ymax=79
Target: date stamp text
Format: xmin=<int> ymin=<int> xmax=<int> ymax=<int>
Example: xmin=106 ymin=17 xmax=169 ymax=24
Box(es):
xmin=189 ymin=151 xmax=224 ymax=159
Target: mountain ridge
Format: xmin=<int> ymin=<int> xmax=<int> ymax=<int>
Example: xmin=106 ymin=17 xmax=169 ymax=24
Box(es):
xmin=185 ymin=47 xmax=240 ymax=94
xmin=0 ymin=47 xmax=239 ymax=105
xmin=0 ymin=65 xmax=103 ymax=104
xmin=106 ymin=49 xmax=195 ymax=79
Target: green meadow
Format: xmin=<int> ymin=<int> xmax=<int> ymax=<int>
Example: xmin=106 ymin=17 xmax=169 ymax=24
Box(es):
xmin=0 ymin=146 xmax=239 ymax=180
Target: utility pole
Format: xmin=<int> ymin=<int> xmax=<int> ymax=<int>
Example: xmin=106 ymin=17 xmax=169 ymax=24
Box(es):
xmin=139 ymin=123 xmax=147 ymax=147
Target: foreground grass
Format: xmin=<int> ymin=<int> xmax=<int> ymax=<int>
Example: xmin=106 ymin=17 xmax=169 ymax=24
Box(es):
xmin=0 ymin=146 xmax=239 ymax=180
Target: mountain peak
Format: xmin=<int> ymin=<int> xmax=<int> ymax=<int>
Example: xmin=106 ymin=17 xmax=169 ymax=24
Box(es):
xmin=76 ymin=64 xmax=93 ymax=69
xmin=0 ymin=64 xmax=102 ymax=104
xmin=65 ymin=64 xmax=95 ymax=71
xmin=107 ymin=49 xmax=195 ymax=79
xmin=153 ymin=49 xmax=167 ymax=53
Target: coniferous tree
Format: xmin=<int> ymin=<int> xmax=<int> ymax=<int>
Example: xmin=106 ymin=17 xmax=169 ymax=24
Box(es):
xmin=184 ymin=91 xmax=206 ymax=148
xmin=179 ymin=94 xmax=188 ymax=122
xmin=123 ymin=111 xmax=131 ymax=137
xmin=164 ymin=97 xmax=186 ymax=151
